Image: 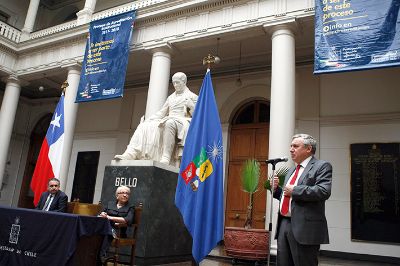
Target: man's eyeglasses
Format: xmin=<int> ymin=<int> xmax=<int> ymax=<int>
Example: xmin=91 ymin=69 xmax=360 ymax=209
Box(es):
xmin=117 ymin=192 xmax=130 ymax=195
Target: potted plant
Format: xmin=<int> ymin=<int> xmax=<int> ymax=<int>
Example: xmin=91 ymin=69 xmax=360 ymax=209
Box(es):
xmin=224 ymin=159 xmax=288 ymax=261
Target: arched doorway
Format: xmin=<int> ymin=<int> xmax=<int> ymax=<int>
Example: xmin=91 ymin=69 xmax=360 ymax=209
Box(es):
xmin=18 ymin=113 xmax=52 ymax=209
xmin=225 ymin=100 xmax=270 ymax=229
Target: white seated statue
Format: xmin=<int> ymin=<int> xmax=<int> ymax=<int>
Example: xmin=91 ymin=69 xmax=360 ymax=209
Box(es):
xmin=114 ymin=72 xmax=198 ymax=166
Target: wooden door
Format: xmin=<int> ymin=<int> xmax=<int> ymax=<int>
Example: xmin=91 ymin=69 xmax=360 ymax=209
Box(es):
xmin=18 ymin=114 xmax=52 ymax=209
xmin=225 ymin=101 xmax=270 ymax=229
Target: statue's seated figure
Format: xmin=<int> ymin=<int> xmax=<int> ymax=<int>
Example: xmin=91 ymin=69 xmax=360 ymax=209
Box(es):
xmin=115 ymin=72 xmax=198 ymax=166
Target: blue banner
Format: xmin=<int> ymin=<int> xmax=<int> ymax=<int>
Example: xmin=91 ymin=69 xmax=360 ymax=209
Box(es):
xmin=315 ymin=0 xmax=400 ymax=74
xmin=76 ymin=11 xmax=136 ymax=102
xmin=175 ymin=70 xmax=224 ymax=263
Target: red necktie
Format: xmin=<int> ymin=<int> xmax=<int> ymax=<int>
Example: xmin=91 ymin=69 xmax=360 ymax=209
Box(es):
xmin=281 ymin=165 xmax=301 ymax=216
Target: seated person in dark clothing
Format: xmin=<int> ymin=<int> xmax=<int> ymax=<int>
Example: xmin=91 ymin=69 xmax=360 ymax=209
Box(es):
xmin=98 ymin=185 xmax=135 ymax=260
xmin=35 ymin=178 xmax=68 ymax=212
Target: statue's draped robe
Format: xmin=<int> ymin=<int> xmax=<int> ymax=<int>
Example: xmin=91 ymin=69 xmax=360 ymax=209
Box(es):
xmin=125 ymin=88 xmax=198 ymax=166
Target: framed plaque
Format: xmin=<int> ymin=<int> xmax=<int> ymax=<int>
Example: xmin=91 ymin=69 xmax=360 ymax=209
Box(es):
xmin=351 ymin=143 xmax=400 ymax=244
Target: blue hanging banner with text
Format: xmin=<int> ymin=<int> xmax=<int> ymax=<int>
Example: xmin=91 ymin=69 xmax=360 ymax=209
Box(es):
xmin=314 ymin=0 xmax=400 ymax=74
xmin=76 ymin=11 xmax=136 ymax=102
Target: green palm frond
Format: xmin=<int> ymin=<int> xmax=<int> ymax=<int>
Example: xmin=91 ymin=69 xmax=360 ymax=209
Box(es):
xmin=264 ymin=165 xmax=290 ymax=190
xmin=241 ymin=159 xmax=260 ymax=194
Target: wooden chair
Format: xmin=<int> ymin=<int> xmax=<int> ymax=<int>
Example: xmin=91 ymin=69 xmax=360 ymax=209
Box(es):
xmin=104 ymin=203 xmax=143 ymax=266
xmin=67 ymin=202 xmax=102 ymax=216
xmin=67 ymin=202 xmax=77 ymax=214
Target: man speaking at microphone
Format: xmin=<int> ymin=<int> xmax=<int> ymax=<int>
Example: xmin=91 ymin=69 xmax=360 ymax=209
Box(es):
xmin=270 ymin=133 xmax=332 ymax=266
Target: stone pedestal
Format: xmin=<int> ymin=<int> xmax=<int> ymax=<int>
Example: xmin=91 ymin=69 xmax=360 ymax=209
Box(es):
xmin=101 ymin=160 xmax=192 ymax=265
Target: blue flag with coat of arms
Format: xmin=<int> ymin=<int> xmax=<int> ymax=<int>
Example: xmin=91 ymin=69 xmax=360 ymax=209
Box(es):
xmin=175 ymin=70 xmax=224 ymax=263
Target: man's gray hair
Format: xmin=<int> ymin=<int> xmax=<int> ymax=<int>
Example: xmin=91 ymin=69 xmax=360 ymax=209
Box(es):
xmin=292 ymin=133 xmax=317 ymax=154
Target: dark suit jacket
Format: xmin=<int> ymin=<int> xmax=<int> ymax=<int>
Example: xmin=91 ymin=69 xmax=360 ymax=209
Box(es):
xmin=273 ymin=156 xmax=332 ymax=245
xmin=35 ymin=191 xmax=68 ymax=213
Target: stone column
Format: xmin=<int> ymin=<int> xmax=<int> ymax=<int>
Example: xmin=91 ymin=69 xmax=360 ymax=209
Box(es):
xmin=145 ymin=48 xmax=172 ymax=119
xmin=21 ymin=0 xmax=40 ymax=41
xmin=76 ymin=0 xmax=97 ymax=25
xmin=0 ymin=76 xmax=21 ymax=190
xmin=265 ymin=24 xmax=296 ymax=253
xmin=59 ymin=66 xmax=81 ymax=191
xmin=268 ymin=25 xmax=296 ymax=163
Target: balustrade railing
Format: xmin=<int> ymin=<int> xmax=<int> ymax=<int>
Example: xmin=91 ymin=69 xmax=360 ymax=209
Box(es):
xmin=29 ymin=20 xmax=78 ymax=40
xmin=27 ymin=0 xmax=168 ymax=41
xmin=91 ymin=0 xmax=168 ymax=21
xmin=0 ymin=21 xmax=21 ymax=43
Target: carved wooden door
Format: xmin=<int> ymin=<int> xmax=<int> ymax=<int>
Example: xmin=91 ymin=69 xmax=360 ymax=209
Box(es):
xmin=225 ymin=101 xmax=269 ymax=229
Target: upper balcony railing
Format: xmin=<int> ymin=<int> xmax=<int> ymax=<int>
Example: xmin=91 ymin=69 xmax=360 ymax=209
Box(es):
xmin=30 ymin=20 xmax=78 ymax=40
xmin=0 ymin=21 xmax=21 ymax=43
xmin=27 ymin=0 xmax=168 ymax=42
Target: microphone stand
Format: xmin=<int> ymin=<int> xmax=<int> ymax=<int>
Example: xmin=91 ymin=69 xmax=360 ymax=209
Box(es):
xmin=265 ymin=160 xmax=277 ymax=266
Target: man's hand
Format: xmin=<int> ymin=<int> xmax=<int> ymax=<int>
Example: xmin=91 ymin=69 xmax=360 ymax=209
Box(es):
xmin=283 ymin=184 xmax=295 ymax=197
xmin=270 ymin=176 xmax=279 ymax=190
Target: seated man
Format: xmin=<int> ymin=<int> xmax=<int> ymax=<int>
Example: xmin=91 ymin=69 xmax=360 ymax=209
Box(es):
xmin=35 ymin=178 xmax=68 ymax=212
xmin=115 ymin=72 xmax=198 ymax=165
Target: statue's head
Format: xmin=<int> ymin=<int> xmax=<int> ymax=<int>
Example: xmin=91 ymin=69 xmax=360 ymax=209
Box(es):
xmin=172 ymin=72 xmax=187 ymax=93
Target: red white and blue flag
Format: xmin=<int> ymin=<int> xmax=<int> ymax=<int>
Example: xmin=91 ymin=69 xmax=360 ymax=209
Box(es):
xmin=31 ymin=95 xmax=65 ymax=206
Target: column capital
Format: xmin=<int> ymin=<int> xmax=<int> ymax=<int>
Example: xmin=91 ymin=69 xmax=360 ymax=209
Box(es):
xmin=144 ymin=43 xmax=174 ymax=56
xmin=1 ymin=74 xmax=27 ymax=87
xmin=61 ymin=62 xmax=82 ymax=71
xmin=2 ymin=74 xmax=19 ymax=84
xmin=263 ymin=18 xmax=298 ymax=37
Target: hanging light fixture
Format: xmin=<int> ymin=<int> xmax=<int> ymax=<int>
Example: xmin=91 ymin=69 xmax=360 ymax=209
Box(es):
xmin=203 ymin=37 xmax=221 ymax=66
xmin=235 ymin=41 xmax=242 ymax=87
xmin=215 ymin=37 xmax=221 ymax=64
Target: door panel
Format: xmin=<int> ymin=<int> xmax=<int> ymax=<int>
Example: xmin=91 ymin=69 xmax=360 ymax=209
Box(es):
xmin=225 ymin=124 xmax=269 ymax=229
xmin=229 ymin=128 xmax=255 ymax=160
xmin=255 ymin=128 xmax=269 ymax=160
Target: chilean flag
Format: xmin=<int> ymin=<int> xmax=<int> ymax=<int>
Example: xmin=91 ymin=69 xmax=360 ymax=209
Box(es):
xmin=31 ymin=95 xmax=65 ymax=206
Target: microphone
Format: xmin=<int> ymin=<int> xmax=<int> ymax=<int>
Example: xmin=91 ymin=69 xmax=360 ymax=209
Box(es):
xmin=265 ymin=157 xmax=288 ymax=164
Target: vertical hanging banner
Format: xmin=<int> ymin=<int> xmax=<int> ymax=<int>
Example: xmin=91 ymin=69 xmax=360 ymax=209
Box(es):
xmin=315 ymin=0 xmax=400 ymax=74
xmin=76 ymin=11 xmax=136 ymax=102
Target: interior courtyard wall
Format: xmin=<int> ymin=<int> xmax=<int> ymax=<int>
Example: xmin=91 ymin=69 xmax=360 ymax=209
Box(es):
xmin=75 ymin=95 xmax=123 ymax=133
xmin=320 ymin=123 xmax=400 ymax=258
xmin=295 ymin=66 xmax=321 ymax=156
xmin=0 ymin=0 xmax=29 ymax=29
xmin=65 ymin=137 xmax=116 ymax=204
xmin=95 ymin=0 xmax=132 ymax=12
xmin=320 ymin=67 xmax=400 ymax=116
xmin=36 ymin=4 xmax=83 ymax=30
xmin=315 ymin=67 xmax=400 ymax=257
xmin=1 ymin=98 xmax=59 ymax=206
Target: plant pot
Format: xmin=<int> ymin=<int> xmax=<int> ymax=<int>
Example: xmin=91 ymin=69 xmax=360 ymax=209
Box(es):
xmin=224 ymin=227 xmax=269 ymax=260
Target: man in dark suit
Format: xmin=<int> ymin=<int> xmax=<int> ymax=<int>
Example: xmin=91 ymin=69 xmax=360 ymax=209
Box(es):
xmin=271 ymin=133 xmax=332 ymax=266
xmin=35 ymin=178 xmax=68 ymax=213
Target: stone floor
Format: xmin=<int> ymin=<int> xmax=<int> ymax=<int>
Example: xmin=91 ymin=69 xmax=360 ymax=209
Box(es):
xmin=106 ymin=256 xmax=399 ymax=266
xmin=200 ymin=256 xmax=399 ymax=266
xmin=106 ymin=245 xmax=399 ymax=266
